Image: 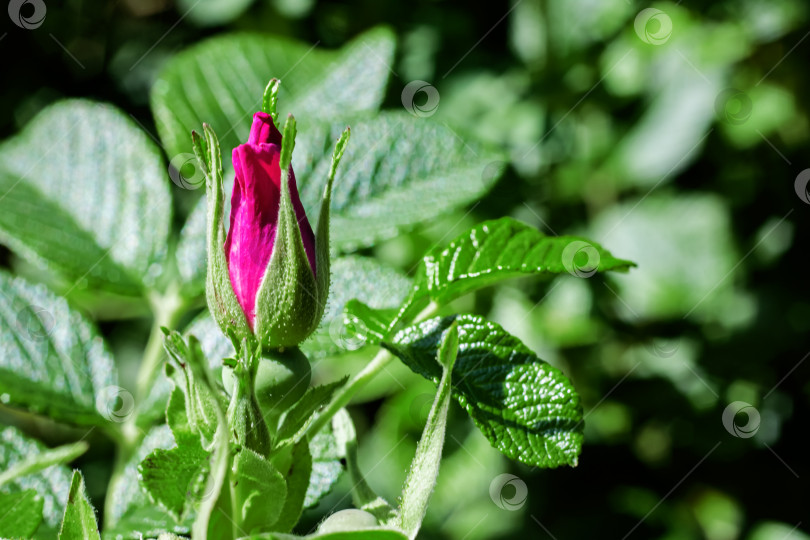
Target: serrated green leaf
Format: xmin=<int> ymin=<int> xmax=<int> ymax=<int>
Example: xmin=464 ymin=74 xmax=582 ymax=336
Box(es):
xmin=0 ymin=99 xmax=170 ymax=294
xmin=276 ymin=378 xmax=348 ymax=442
xmin=0 ymin=490 xmax=44 ymax=539
xmin=0 ymin=426 xmax=73 ymax=536
xmin=58 ymin=471 xmax=101 ymax=540
xmin=152 ymin=27 xmax=394 ymax=162
xmin=396 ymin=322 xmax=457 ymax=538
xmin=294 ymin=113 xmax=504 ymax=250
xmin=163 ymin=330 xmax=224 ymax=448
xmin=231 ymin=447 xmax=287 ymax=533
xmin=421 ymin=217 xmax=636 ymax=304
xmin=104 ymin=425 xmax=188 ymax=538
xmin=384 ymin=315 xmax=583 ymax=468
xmin=0 ymin=271 xmax=119 ymax=427
xmin=139 ymin=439 xmax=210 ymax=521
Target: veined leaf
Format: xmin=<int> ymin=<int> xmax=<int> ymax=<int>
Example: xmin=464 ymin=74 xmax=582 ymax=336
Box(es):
xmin=421 ymin=217 xmax=636 ymax=304
xmin=0 ymin=426 xmax=74 ymax=537
xmin=151 ymin=27 xmax=394 ymax=162
xmin=0 ymin=490 xmax=44 ymax=539
xmin=272 ymin=439 xmax=312 ymax=533
xmin=0 ymin=100 xmax=170 ymax=294
xmin=384 ymin=315 xmax=584 ymax=468
xmin=294 ymin=113 xmax=505 ymax=250
xmin=304 ymin=419 xmax=345 ymax=509
xmin=138 ymin=438 xmax=210 ymax=521
xmin=0 ymin=441 xmax=87 ymax=487
xmin=346 ymin=218 xmax=635 ymax=336
xmin=0 ymin=271 xmax=119 ymax=426
xmin=57 ymin=471 xmax=101 ymax=540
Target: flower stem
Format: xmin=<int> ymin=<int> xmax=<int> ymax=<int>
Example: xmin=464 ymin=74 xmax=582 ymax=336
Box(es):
xmin=135 ymin=282 xmax=188 ymax=403
xmin=303 ymin=301 xmax=439 ymax=440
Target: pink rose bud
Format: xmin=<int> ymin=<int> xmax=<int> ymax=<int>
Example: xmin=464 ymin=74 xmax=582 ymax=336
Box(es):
xmin=195 ymin=81 xmax=350 ymax=351
xmin=225 ymin=112 xmax=316 ymax=326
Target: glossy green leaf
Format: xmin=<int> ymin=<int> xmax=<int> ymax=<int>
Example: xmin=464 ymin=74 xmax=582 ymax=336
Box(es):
xmin=151 ymin=27 xmax=394 ymax=162
xmin=396 ymin=322 xmax=457 ymax=538
xmin=384 ymin=315 xmax=584 ymax=468
xmin=422 ymin=217 xmax=635 ymax=301
xmin=0 ymin=426 xmax=73 ymax=536
xmin=294 ymin=113 xmax=505 ymax=250
xmin=0 ymin=99 xmax=170 ymax=294
xmin=0 ymin=490 xmax=44 ymax=539
xmin=0 ymin=271 xmax=119 ymax=426
xmin=58 ymin=471 xmax=101 ymax=540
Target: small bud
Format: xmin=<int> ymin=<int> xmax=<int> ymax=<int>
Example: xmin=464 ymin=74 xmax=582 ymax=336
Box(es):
xmin=199 ymin=83 xmax=350 ymax=352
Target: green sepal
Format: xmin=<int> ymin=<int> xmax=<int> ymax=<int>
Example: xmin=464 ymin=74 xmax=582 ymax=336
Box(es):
xmin=262 ymin=78 xmax=281 ymax=125
xmin=227 ymin=340 xmax=272 ymax=458
xmin=254 ymin=115 xmax=320 ymax=349
xmin=193 ymin=125 xmax=252 ymax=347
xmin=311 ymin=127 xmax=351 ymax=335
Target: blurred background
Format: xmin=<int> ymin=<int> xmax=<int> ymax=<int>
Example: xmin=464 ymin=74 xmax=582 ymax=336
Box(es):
xmin=1 ymin=0 xmax=808 ymax=538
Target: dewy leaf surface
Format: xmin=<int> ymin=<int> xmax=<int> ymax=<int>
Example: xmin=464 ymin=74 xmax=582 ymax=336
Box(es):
xmin=385 ymin=315 xmax=584 ymax=468
xmin=0 ymin=272 xmax=118 ymax=426
xmin=0 ymin=99 xmax=170 ymax=294
xmin=151 ymin=27 xmax=395 ymax=161
xmin=0 ymin=426 xmax=74 ymax=536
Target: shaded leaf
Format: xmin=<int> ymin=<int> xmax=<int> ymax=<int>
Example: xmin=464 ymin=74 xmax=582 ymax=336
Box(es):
xmin=0 ymin=271 xmax=119 ymax=426
xmin=0 ymin=100 xmax=170 ymax=294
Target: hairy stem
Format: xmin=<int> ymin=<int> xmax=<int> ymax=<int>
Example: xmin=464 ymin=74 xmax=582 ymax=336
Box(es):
xmin=303 ymin=302 xmax=439 ymax=440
